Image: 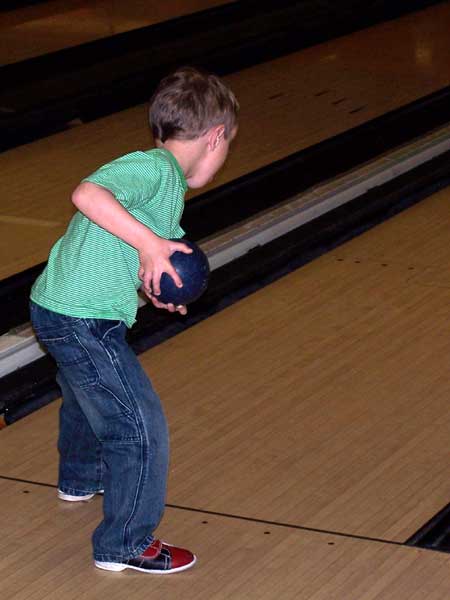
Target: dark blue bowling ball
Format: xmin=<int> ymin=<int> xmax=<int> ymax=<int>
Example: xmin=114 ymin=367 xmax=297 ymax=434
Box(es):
xmin=158 ymin=239 xmax=210 ymax=305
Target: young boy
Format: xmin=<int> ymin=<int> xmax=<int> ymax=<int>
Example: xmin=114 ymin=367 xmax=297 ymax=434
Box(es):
xmin=30 ymin=67 xmax=239 ymax=574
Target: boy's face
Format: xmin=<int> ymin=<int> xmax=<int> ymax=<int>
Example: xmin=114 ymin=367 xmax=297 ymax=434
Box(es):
xmin=188 ymin=126 xmax=238 ymax=189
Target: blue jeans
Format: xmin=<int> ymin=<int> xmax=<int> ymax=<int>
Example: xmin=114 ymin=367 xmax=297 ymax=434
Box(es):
xmin=30 ymin=302 xmax=169 ymax=562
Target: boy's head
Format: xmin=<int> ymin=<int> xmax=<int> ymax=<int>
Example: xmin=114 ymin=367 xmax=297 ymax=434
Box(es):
xmin=149 ymin=67 xmax=239 ymax=189
xmin=149 ymin=66 xmax=239 ymax=144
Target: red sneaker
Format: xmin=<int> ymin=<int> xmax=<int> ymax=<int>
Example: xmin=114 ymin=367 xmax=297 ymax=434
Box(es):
xmin=95 ymin=539 xmax=196 ymax=574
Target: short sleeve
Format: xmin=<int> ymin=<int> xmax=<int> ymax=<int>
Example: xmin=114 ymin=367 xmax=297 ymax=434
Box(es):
xmin=83 ymin=152 xmax=160 ymax=209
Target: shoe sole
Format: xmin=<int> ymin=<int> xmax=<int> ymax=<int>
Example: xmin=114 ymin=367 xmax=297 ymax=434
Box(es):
xmin=58 ymin=490 xmax=104 ymax=502
xmin=94 ymin=555 xmax=197 ymax=574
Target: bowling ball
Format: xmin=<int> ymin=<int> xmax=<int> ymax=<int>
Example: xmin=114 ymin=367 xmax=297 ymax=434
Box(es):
xmin=157 ymin=239 xmax=210 ymax=305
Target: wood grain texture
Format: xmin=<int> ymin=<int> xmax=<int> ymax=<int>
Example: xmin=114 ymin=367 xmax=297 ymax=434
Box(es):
xmin=0 ymin=0 xmax=234 ymax=65
xmin=1 ymin=188 xmax=449 ymax=547
xmin=0 ymin=478 xmax=449 ymax=600
xmin=1 ymin=3 xmax=450 ymax=279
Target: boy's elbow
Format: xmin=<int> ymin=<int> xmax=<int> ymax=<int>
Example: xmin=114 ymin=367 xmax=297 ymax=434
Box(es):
xmin=72 ymin=182 xmax=95 ymax=209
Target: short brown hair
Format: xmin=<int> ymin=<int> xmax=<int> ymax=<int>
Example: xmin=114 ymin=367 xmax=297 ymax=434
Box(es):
xmin=149 ymin=67 xmax=239 ymax=143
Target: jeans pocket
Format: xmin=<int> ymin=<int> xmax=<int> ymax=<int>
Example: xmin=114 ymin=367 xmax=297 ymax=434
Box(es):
xmin=92 ymin=319 xmax=124 ymax=342
xmin=40 ymin=331 xmax=100 ymax=389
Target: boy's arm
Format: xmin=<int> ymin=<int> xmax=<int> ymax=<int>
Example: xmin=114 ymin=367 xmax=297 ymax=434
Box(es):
xmin=72 ymin=181 xmax=191 ymax=298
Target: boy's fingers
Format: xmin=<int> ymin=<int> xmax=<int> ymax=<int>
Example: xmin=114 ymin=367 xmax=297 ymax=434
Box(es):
xmin=148 ymin=294 xmax=186 ymax=315
xmin=138 ymin=262 xmax=153 ymax=291
xmin=149 ymin=295 xmax=166 ymax=309
xmin=150 ymin=296 xmax=175 ymax=313
xmin=166 ymin=265 xmax=183 ymax=288
xmin=151 ymin=271 xmax=161 ymax=296
xmin=151 ymin=267 xmax=181 ymax=296
xmin=143 ymin=274 xmax=153 ymax=294
xmin=171 ymin=241 xmax=193 ymax=255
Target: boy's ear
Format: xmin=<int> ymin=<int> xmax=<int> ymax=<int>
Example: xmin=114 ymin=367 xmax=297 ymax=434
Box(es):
xmin=208 ymin=125 xmax=225 ymax=151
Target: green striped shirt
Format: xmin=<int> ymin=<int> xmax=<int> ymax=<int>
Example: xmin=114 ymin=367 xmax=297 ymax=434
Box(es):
xmin=31 ymin=148 xmax=187 ymax=327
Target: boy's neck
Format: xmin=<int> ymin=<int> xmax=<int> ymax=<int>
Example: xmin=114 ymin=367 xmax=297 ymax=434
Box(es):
xmin=157 ymin=137 xmax=206 ymax=182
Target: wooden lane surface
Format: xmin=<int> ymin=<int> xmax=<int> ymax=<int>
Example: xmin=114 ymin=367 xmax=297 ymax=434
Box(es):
xmin=155 ymin=188 xmax=450 ymax=542
xmin=1 ymin=185 xmax=449 ymax=547
xmin=0 ymin=0 xmax=234 ymax=66
xmin=2 ymin=479 xmax=450 ymax=599
xmin=2 ymin=3 xmax=450 ymax=282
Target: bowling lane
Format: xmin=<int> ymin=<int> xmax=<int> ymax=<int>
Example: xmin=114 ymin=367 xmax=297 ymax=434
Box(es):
xmin=1 ymin=479 xmax=449 ymax=599
xmin=146 ymin=187 xmax=450 ymax=542
xmin=0 ymin=219 xmax=64 ymax=283
xmin=0 ymin=0 xmax=234 ymax=66
xmin=1 ymin=2 xmax=450 ymax=281
xmin=1 ymin=184 xmax=449 ymax=543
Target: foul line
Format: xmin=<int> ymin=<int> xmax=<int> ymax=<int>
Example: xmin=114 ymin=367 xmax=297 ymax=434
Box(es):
xmin=0 ymin=473 xmax=409 ymax=549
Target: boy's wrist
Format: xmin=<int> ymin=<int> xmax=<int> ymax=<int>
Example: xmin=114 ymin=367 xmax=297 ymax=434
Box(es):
xmin=133 ymin=225 xmax=161 ymax=253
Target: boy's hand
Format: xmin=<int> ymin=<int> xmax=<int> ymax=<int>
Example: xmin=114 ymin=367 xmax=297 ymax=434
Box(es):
xmin=147 ymin=294 xmax=187 ymax=316
xmin=138 ymin=238 xmax=192 ymax=297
